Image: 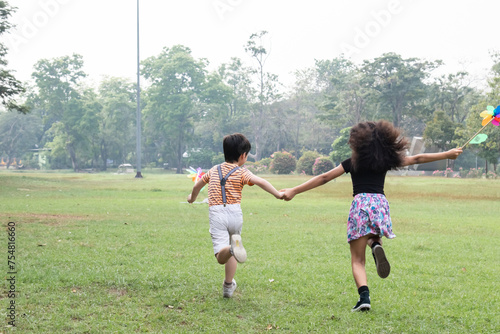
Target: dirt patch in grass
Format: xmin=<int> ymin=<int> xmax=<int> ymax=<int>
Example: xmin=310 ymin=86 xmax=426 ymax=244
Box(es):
xmin=0 ymin=213 xmax=88 ymax=225
xmin=108 ymin=288 xmax=128 ymax=297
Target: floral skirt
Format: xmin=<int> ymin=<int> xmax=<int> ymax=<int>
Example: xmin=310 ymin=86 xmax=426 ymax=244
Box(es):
xmin=347 ymin=193 xmax=396 ymax=243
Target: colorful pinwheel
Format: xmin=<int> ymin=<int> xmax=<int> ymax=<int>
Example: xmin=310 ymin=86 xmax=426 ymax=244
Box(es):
xmin=479 ymin=105 xmax=500 ymax=126
xmin=186 ymin=166 xmax=205 ymax=183
xmin=462 ymin=105 xmax=500 ymax=148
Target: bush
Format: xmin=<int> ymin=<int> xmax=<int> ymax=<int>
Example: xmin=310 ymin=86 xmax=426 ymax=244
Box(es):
xmin=258 ymin=157 xmax=272 ymax=169
xmin=485 ymin=171 xmax=497 ymax=179
xmin=244 ymin=161 xmax=268 ymax=174
xmin=466 ymin=168 xmax=483 ymax=178
xmin=459 ymin=167 xmax=468 ymax=178
xmin=270 ymin=151 xmax=296 ymax=174
xmin=432 ymin=170 xmax=444 ymax=177
xmin=313 ymin=156 xmax=334 ymax=175
xmin=296 ymin=151 xmax=320 ymax=175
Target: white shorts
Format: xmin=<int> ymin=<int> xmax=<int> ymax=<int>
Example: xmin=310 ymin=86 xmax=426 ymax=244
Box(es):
xmin=209 ymin=204 xmax=243 ymax=255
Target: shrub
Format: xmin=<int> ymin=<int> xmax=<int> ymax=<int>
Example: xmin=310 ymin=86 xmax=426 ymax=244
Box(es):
xmin=296 ymin=151 xmax=320 ymax=175
xmin=466 ymin=168 xmax=483 ymax=178
xmin=313 ymin=156 xmax=334 ymax=175
xmin=270 ymin=151 xmax=296 ymax=174
xmin=459 ymin=167 xmax=468 ymax=178
xmin=432 ymin=170 xmax=444 ymax=177
xmin=486 ymin=171 xmax=497 ymax=179
xmin=244 ymin=161 xmax=268 ymax=174
xmin=258 ymin=157 xmax=272 ymax=169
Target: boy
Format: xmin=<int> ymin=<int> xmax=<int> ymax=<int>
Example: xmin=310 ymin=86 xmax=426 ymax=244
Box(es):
xmin=187 ymin=133 xmax=283 ymax=298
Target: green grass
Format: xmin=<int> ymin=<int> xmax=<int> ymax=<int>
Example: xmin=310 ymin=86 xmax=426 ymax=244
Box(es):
xmin=1 ymin=171 xmax=499 ymax=333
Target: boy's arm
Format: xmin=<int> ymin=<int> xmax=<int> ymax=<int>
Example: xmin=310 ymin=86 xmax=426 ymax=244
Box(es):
xmin=187 ymin=178 xmax=206 ymax=203
xmin=249 ymin=175 xmax=283 ymax=199
xmin=282 ymin=164 xmax=345 ymax=201
xmin=402 ymin=148 xmax=463 ymax=166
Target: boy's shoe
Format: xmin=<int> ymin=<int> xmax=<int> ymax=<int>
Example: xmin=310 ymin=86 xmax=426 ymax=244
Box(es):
xmin=351 ymin=292 xmax=371 ymax=312
xmin=372 ymin=244 xmax=390 ymax=278
xmin=223 ymin=279 xmax=237 ymax=298
xmin=230 ymin=234 xmax=247 ymax=263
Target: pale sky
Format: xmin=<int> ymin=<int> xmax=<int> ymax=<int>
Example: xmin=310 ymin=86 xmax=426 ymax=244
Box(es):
xmin=5 ymin=0 xmax=500 ymax=89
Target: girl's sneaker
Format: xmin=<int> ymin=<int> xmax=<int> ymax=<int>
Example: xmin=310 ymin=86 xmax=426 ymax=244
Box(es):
xmin=351 ymin=291 xmax=371 ymax=312
xmin=223 ymin=279 xmax=237 ymax=298
xmin=230 ymin=234 xmax=247 ymax=263
xmin=372 ymin=244 xmax=390 ymax=278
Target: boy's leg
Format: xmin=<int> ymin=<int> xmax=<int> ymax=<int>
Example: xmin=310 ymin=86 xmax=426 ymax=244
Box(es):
xmin=216 ymin=246 xmax=232 ymax=265
xmin=230 ymin=234 xmax=247 ymax=263
xmin=216 ymin=247 xmax=238 ymax=298
xmin=215 ymin=246 xmax=238 ymax=282
xmin=224 ymin=256 xmax=237 ymax=283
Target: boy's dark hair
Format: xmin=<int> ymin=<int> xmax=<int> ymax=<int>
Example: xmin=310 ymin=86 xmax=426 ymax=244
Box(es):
xmin=349 ymin=120 xmax=408 ymax=173
xmin=223 ymin=133 xmax=251 ymax=163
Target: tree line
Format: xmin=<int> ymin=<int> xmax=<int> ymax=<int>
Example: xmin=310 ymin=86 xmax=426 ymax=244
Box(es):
xmin=1 ymin=25 xmax=500 ymax=173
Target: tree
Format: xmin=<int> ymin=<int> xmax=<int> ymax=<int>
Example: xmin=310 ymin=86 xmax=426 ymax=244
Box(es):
xmin=361 ymin=53 xmax=441 ymax=131
xmin=286 ymin=67 xmax=334 ymax=155
xmin=428 ymin=71 xmax=480 ymax=124
xmin=480 ymin=51 xmax=500 ymax=172
xmin=0 ymin=111 xmax=42 ymax=168
xmin=423 ymin=110 xmax=458 ymax=151
xmin=244 ymin=31 xmax=282 ymax=160
xmin=97 ymin=77 xmax=136 ymax=170
xmin=459 ymin=106 xmax=499 ymax=173
xmin=329 ymin=127 xmax=352 ymax=164
xmin=423 ymin=110 xmax=459 ymax=169
xmin=195 ymin=65 xmax=247 ymax=153
xmin=142 ymin=45 xmax=207 ymax=173
xmin=317 ymin=57 xmax=371 ymax=128
xmin=31 ymin=54 xmax=94 ymax=171
xmin=0 ymin=1 xmax=27 ymax=113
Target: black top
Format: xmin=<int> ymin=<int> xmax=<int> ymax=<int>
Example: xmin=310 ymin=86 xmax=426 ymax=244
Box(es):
xmin=341 ymin=158 xmax=387 ymax=196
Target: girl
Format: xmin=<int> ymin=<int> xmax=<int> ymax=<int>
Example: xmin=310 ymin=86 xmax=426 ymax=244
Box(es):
xmin=281 ymin=120 xmax=462 ymax=311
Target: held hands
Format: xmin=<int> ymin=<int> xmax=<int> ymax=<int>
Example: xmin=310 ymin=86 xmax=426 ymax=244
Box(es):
xmin=279 ymin=188 xmax=296 ymax=201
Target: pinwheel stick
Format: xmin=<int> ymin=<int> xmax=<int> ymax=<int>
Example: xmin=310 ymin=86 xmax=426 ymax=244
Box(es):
xmin=462 ymin=117 xmax=493 ymax=148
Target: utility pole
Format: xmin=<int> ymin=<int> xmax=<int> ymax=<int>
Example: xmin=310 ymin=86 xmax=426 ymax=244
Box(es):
xmin=135 ymin=0 xmax=143 ymax=178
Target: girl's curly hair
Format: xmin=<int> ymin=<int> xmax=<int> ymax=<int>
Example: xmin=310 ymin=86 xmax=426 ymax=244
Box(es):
xmin=348 ymin=120 xmax=408 ymax=173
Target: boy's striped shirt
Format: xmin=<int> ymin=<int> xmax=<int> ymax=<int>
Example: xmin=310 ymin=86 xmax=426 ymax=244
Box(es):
xmin=201 ymin=163 xmax=254 ymax=206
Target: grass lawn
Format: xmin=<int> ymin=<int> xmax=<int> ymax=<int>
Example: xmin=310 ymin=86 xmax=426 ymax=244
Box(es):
xmin=1 ymin=170 xmax=499 ymax=333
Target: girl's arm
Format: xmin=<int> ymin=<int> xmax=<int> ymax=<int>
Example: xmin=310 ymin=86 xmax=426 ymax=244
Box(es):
xmin=187 ymin=178 xmax=206 ymax=203
xmin=282 ymin=164 xmax=345 ymax=201
xmin=402 ymin=148 xmax=463 ymax=166
xmin=249 ymin=175 xmax=283 ymax=199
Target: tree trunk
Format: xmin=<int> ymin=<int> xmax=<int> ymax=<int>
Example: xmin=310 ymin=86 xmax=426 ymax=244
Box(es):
xmin=67 ymin=143 xmax=78 ymax=172
xmin=100 ymin=141 xmax=108 ymax=171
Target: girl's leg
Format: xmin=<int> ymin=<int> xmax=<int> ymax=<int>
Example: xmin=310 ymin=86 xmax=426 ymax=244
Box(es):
xmin=368 ymin=235 xmax=391 ymax=278
xmin=350 ymin=235 xmax=372 ymax=311
xmin=367 ymin=235 xmax=382 ymax=248
xmin=349 ymin=235 xmax=370 ymax=288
